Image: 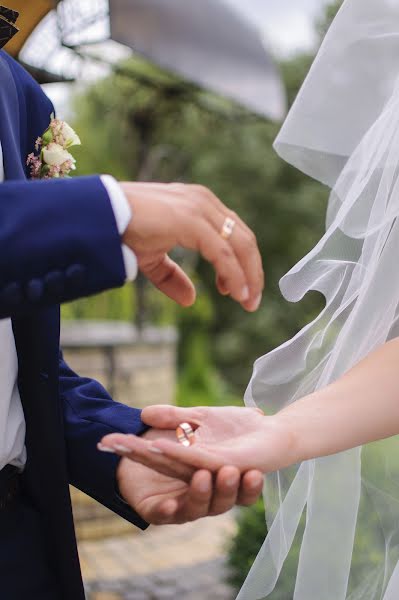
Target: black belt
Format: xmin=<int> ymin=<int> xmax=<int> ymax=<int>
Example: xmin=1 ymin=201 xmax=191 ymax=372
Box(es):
xmin=0 ymin=465 xmax=20 ymax=510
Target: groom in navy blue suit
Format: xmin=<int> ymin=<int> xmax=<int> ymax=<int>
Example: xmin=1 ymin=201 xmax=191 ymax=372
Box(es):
xmin=0 ymin=7 xmax=265 ymax=600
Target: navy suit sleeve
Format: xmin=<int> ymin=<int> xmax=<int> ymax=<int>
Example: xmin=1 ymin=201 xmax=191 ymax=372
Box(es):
xmin=0 ymin=176 xmax=127 ymax=318
xmin=59 ymin=353 xmax=150 ymax=530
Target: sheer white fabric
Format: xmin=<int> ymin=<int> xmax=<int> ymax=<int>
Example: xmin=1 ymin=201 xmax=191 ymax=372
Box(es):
xmin=239 ymin=1 xmax=399 ymax=598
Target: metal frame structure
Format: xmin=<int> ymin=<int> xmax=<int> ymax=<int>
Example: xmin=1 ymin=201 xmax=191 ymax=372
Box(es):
xmin=5 ymin=0 xmax=286 ymax=121
xmin=55 ymin=0 xmax=109 ymax=49
xmin=9 ymin=0 xmax=111 ymax=82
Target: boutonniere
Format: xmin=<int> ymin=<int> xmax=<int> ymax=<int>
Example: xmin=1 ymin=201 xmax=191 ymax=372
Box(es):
xmin=27 ymin=114 xmax=81 ymax=179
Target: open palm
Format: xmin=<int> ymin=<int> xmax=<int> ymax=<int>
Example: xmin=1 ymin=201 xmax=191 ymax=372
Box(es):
xmin=104 ymin=406 xmax=294 ymax=481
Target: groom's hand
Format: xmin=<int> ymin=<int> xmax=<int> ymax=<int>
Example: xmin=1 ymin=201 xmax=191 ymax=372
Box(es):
xmin=121 ymin=182 xmax=264 ymax=312
xmin=115 ymin=429 xmax=264 ymax=525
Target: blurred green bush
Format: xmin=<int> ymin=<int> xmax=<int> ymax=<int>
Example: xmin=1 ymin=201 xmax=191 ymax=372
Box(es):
xmin=68 ymin=46 xmax=326 ymax=397
xmin=227 ymin=500 xmax=267 ymax=591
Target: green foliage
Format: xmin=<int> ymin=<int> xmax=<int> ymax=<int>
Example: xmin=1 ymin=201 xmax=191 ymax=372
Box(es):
xmin=177 ymin=330 xmax=241 ymax=408
xmin=186 ymin=109 xmax=326 ymax=390
xmin=316 ymin=0 xmax=343 ymax=40
xmin=227 ymin=500 xmax=268 ymax=590
xmin=227 ymin=498 xmax=306 ymax=598
xmin=61 ymin=284 xmax=135 ymax=321
xmin=176 ymin=286 xmax=241 ymax=407
xmin=69 ymin=49 xmax=327 ymax=387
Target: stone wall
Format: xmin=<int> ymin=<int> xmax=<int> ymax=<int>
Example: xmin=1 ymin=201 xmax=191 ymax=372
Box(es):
xmin=61 ymin=321 xmax=178 ymax=540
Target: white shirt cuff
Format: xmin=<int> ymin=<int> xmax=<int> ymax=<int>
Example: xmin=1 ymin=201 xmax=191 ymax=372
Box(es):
xmin=100 ymin=175 xmax=138 ymax=282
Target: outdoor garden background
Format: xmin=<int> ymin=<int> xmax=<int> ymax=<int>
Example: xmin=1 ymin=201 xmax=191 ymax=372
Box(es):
xmin=57 ymin=2 xmax=343 ymax=598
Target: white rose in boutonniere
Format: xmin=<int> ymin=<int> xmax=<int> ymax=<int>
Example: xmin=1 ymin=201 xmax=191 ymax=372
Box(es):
xmin=58 ymin=121 xmax=81 ymax=148
xmin=27 ymin=114 xmax=81 ymax=179
xmin=42 ymin=143 xmax=76 ymax=169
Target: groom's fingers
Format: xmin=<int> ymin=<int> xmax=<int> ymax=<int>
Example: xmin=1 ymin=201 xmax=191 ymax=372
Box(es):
xmin=175 ymin=470 xmax=212 ymax=523
xmin=177 ymin=217 xmax=249 ymax=306
xmin=201 ymin=190 xmax=264 ymax=309
xmin=140 ymin=254 xmax=196 ymax=307
xmin=209 ymin=466 xmax=240 ymax=516
xmin=237 ymin=470 xmax=264 ymax=506
xmin=140 ymin=497 xmax=180 ymax=526
xmin=206 ymin=210 xmax=264 ymax=312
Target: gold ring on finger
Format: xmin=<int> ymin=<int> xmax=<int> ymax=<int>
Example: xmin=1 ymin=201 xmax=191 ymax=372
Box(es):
xmin=176 ymin=422 xmax=195 ymax=447
xmin=220 ymin=217 xmax=236 ymax=241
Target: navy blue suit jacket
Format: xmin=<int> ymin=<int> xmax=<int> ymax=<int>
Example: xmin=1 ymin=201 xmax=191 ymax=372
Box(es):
xmin=0 ymin=51 xmax=149 ymax=599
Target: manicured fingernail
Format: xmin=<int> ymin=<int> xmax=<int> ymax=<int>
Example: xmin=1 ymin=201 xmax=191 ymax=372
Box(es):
xmin=113 ymin=444 xmax=131 ymax=453
xmin=150 ymin=446 xmax=164 ymax=455
xmin=97 ymin=443 xmax=116 ymax=454
xmin=251 ymin=293 xmax=262 ymax=311
xmin=241 ymin=286 xmax=250 ymax=302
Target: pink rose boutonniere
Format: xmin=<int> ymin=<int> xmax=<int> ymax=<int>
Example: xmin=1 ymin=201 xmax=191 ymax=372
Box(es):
xmin=27 ymin=114 xmax=81 ymax=179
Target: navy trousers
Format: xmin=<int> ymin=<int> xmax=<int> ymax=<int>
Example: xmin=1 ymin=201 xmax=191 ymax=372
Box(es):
xmin=0 ymin=488 xmax=61 ymax=600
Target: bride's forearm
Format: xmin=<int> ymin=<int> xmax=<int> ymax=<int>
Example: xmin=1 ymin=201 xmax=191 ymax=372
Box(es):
xmin=275 ymin=338 xmax=399 ymax=463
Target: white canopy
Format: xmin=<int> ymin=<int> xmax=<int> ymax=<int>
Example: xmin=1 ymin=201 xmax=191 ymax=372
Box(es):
xmin=109 ymin=0 xmax=286 ymax=121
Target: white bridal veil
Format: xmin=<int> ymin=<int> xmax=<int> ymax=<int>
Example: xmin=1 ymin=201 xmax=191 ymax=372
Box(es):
xmin=240 ymin=0 xmax=399 ymax=598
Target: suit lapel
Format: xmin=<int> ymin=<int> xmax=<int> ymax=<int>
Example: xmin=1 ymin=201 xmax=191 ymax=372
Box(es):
xmin=0 ymin=52 xmax=25 ymax=180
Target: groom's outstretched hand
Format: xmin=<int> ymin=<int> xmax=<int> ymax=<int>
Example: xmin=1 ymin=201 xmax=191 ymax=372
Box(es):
xmin=121 ymin=182 xmax=264 ymax=313
xmin=115 ymin=428 xmax=264 ymax=525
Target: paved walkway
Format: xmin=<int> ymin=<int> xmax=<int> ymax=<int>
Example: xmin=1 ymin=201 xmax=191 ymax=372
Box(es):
xmin=78 ymin=511 xmax=238 ymax=600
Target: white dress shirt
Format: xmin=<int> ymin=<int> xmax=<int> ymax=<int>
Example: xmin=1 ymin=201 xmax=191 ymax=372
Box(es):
xmin=0 ymin=141 xmax=137 ymax=471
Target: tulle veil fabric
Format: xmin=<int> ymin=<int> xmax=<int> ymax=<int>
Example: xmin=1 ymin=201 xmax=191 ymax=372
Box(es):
xmin=239 ymin=1 xmax=399 ymax=598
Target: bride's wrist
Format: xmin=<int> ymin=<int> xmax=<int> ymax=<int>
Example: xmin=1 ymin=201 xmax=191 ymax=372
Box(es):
xmin=280 ymin=414 xmax=302 ymax=464
xmin=261 ymin=414 xmax=302 ymax=471
xmin=273 ymin=394 xmax=331 ymax=466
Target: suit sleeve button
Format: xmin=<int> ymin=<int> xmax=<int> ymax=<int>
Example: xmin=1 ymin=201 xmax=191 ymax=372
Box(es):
xmin=44 ymin=271 xmax=65 ymax=296
xmin=65 ymin=264 xmax=86 ymax=288
xmin=0 ymin=282 xmax=23 ymax=305
xmin=26 ymin=279 xmax=44 ymax=302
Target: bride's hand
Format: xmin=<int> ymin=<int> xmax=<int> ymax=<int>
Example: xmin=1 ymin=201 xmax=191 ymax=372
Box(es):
xmin=100 ymin=405 xmax=297 ymax=480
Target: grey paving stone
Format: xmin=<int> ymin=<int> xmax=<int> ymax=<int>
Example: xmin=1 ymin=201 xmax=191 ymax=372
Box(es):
xmin=151 ymin=573 xmax=178 ymax=586
xmin=124 ymin=591 xmax=150 ymax=600
xmin=87 ymin=557 xmax=236 ymax=600
xmin=149 ymin=589 xmax=177 ymax=599
xmin=97 ymin=581 xmax=127 ymax=593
